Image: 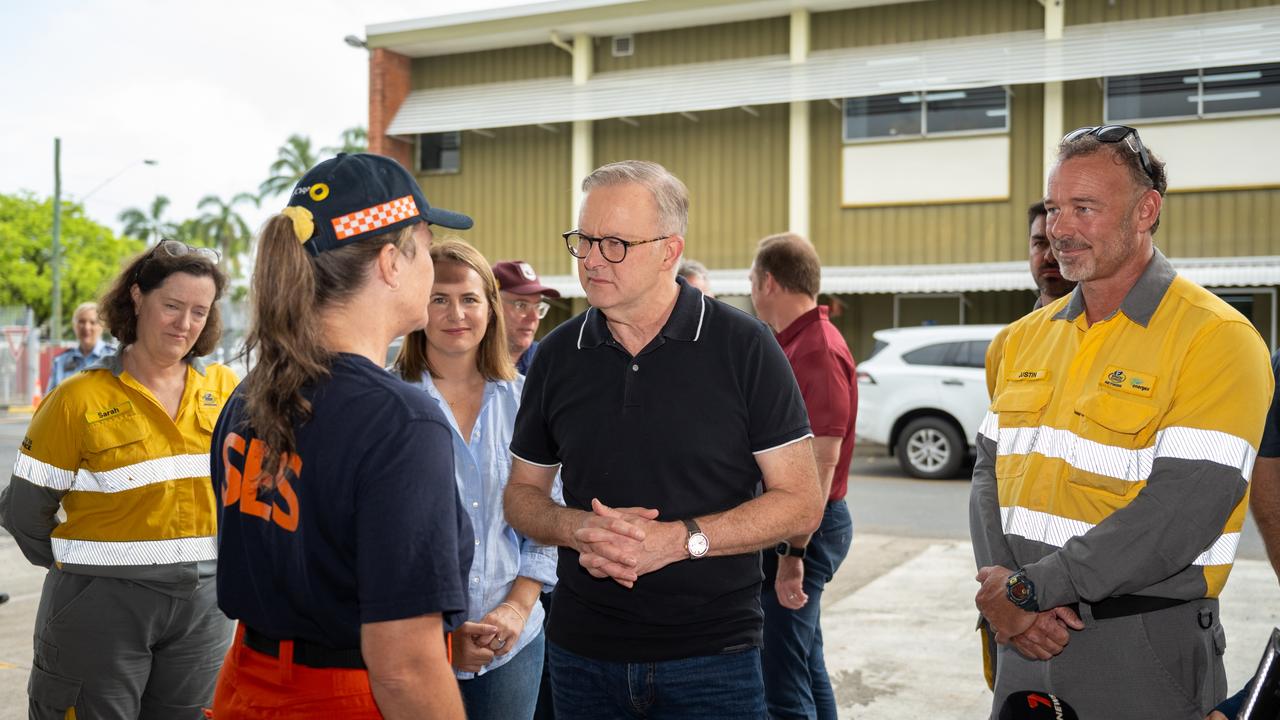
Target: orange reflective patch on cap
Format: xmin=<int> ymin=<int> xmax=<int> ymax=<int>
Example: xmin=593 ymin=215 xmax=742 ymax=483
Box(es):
xmin=330 ymin=195 xmax=419 ymax=241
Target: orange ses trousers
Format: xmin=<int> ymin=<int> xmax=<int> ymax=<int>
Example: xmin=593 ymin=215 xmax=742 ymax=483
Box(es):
xmin=211 ymin=624 xmax=383 ymax=719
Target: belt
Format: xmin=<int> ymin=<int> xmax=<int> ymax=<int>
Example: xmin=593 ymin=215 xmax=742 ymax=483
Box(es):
xmin=1067 ymin=595 xmax=1188 ymax=621
xmin=242 ymin=626 xmax=366 ymax=670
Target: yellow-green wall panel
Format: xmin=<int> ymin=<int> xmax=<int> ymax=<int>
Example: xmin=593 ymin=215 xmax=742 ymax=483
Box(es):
xmin=412 ymin=45 xmax=569 ymax=89
xmin=592 ymin=106 xmax=789 ymax=269
xmin=812 ymin=0 xmax=1042 ymax=51
xmin=594 ymin=17 xmax=789 ymax=72
xmin=809 ymin=84 xmax=1045 ymax=267
xmin=1067 ymin=0 xmax=1280 ymax=25
xmin=415 ymin=124 xmax=570 ymax=274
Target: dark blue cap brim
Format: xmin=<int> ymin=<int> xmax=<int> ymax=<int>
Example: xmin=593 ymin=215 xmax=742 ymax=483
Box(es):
xmin=426 ymin=207 xmax=473 ymax=230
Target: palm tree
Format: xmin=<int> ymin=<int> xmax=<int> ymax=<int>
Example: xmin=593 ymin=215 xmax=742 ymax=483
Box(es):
xmin=118 ymin=195 xmax=179 ymax=243
xmin=324 ymin=126 xmax=368 ymax=156
xmin=259 ymin=134 xmax=319 ymax=199
xmin=197 ymin=192 xmax=258 ymax=276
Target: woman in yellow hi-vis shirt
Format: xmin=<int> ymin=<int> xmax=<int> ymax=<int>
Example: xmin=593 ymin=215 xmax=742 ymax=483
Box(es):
xmin=0 ymin=239 xmax=237 ymax=719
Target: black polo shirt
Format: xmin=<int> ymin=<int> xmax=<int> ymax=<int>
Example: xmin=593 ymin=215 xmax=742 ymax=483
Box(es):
xmin=511 ymin=277 xmax=811 ymax=661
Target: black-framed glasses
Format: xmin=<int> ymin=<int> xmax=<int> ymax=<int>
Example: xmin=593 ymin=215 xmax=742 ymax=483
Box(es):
xmin=1062 ymin=125 xmax=1157 ymax=186
xmin=563 ymin=230 xmax=669 ymax=264
xmin=503 ymin=298 xmax=551 ymax=319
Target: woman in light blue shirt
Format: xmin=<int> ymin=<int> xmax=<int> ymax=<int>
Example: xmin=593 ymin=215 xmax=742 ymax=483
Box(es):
xmin=394 ymin=238 xmax=557 ymax=720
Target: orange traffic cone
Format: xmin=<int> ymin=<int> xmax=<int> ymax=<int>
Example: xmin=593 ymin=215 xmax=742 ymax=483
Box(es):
xmin=31 ymin=380 xmax=42 ymax=408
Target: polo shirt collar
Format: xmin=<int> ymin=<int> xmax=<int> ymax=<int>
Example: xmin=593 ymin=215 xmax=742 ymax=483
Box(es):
xmin=577 ymin=276 xmax=707 ymax=350
xmin=91 ymin=351 xmax=208 ymax=377
xmin=1051 ymin=248 xmax=1176 ymax=328
xmin=776 ymin=305 xmax=826 ymax=345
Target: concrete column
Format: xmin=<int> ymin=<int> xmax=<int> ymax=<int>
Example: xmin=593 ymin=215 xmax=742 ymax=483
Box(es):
xmin=1043 ymin=0 xmax=1065 ymax=187
xmin=789 ymin=9 xmax=811 ymax=238
xmin=570 ymin=32 xmax=594 ymax=274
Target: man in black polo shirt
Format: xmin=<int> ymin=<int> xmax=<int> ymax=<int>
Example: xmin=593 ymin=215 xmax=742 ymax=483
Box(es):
xmin=505 ymin=160 xmax=824 ymax=719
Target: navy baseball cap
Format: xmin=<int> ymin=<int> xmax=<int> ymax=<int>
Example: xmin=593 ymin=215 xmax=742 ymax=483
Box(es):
xmin=285 ymin=153 xmax=472 ymax=256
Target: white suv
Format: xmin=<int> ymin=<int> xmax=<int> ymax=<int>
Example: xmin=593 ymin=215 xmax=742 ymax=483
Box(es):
xmin=855 ymin=324 xmax=1004 ymax=479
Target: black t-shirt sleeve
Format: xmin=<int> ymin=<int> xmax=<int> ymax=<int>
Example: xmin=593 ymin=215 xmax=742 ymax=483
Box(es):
xmin=744 ymin=325 xmax=812 ymax=453
xmin=510 ymin=337 xmax=562 ymax=466
xmin=355 ymin=417 xmax=471 ymax=628
xmin=1262 ymin=350 xmax=1280 ymax=458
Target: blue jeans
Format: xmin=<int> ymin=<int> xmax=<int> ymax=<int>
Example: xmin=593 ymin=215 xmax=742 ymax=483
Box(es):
xmin=761 ymin=499 xmax=854 ymax=720
xmin=548 ymin=642 xmax=766 ymax=720
xmin=459 ymin=631 xmax=545 ymax=720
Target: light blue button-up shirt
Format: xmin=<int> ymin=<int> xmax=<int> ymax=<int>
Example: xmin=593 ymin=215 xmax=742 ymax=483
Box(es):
xmin=48 ymin=340 xmax=115 ymax=391
xmin=414 ymin=373 xmax=559 ymax=678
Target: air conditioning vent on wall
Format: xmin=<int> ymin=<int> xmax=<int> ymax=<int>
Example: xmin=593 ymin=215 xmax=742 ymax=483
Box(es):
xmin=612 ymin=34 xmax=633 ymax=57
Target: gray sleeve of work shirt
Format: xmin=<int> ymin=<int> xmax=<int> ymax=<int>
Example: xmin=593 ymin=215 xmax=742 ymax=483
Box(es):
xmin=0 ymin=475 xmax=62 ymax=568
xmin=969 ymin=421 xmax=1016 ymax=571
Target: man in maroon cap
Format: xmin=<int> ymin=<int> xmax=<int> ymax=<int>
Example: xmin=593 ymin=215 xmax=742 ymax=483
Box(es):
xmin=492 ymin=260 xmax=561 ymax=374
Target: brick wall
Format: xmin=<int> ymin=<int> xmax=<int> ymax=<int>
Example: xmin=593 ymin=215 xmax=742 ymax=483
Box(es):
xmin=368 ymin=48 xmax=414 ymax=169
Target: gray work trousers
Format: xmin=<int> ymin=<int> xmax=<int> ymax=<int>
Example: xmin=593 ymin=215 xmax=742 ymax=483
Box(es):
xmin=990 ymin=598 xmax=1227 ymax=720
xmin=27 ymin=568 xmax=233 ymax=720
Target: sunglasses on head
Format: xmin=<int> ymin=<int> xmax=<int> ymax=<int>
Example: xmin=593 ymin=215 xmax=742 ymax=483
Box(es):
xmin=134 ymin=239 xmax=221 ymax=284
xmin=1061 ymin=125 xmax=1157 ymax=186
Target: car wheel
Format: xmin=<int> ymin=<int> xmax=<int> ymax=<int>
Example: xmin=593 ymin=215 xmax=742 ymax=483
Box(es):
xmin=897 ymin=417 xmax=966 ymax=479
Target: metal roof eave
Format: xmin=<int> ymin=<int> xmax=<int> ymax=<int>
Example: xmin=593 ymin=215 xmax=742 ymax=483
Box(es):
xmin=538 ymin=256 xmax=1280 ymax=298
xmin=387 ymin=6 xmax=1280 ymax=136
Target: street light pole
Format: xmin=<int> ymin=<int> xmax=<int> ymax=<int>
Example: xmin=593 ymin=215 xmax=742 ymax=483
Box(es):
xmin=51 ymin=138 xmax=62 ymax=345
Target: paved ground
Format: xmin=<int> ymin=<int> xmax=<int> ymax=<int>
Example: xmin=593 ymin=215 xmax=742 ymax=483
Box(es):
xmin=0 ymin=423 xmax=1276 ymax=718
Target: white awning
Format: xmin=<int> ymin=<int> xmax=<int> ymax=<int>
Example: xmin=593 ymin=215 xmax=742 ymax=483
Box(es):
xmin=541 ymin=255 xmax=1280 ymax=298
xmin=389 ymin=7 xmax=1280 ymax=135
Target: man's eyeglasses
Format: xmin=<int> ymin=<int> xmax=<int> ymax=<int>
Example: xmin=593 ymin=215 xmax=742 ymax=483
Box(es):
xmin=1061 ymin=125 xmax=1157 ymax=186
xmin=563 ymin=230 xmax=669 ymax=264
xmin=504 ymin=298 xmax=551 ymax=319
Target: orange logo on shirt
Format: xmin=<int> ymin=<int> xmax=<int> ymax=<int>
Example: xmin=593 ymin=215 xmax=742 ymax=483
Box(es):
xmin=221 ymin=433 xmax=301 ymax=532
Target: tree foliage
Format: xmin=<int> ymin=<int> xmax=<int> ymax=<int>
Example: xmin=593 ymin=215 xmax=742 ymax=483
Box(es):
xmin=259 ymin=134 xmax=319 ymax=199
xmin=197 ymin=192 xmax=258 ymax=276
xmin=118 ymin=194 xmax=178 ymax=242
xmin=323 ymin=126 xmax=368 ymax=156
xmin=0 ymin=192 xmax=143 ymax=336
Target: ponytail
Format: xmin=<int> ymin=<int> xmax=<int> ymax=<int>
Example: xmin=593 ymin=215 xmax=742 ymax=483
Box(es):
xmin=241 ymin=216 xmax=421 ymax=476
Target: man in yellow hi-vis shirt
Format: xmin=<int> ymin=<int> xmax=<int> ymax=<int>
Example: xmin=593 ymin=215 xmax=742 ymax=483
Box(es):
xmin=970 ymin=125 xmax=1273 ymax=720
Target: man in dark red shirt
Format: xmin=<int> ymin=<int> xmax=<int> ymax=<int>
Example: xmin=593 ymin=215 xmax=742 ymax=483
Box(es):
xmin=750 ymin=232 xmax=857 ymax=720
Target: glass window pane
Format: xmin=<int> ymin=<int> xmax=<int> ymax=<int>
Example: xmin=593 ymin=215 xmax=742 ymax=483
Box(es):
xmin=1107 ymin=70 xmax=1196 ymax=121
xmin=925 ymin=86 xmax=1008 ymax=134
xmin=902 ymin=343 xmax=954 ymax=366
xmin=1200 ymin=63 xmax=1280 ymax=115
xmin=956 ymin=340 xmax=989 ymax=369
xmin=420 ymin=131 xmax=461 ymax=173
xmin=844 ymin=93 xmax=923 ymax=140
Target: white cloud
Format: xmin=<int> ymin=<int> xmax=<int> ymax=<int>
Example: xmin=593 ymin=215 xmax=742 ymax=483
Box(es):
xmin=0 ymin=0 xmax=534 ymax=238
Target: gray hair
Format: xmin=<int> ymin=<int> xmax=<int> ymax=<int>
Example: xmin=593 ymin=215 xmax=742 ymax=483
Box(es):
xmin=73 ymin=301 xmax=99 ymax=320
xmin=1057 ymin=134 xmax=1168 ymax=235
xmin=581 ymin=160 xmax=689 ymax=236
xmin=678 ymin=259 xmax=708 ymax=281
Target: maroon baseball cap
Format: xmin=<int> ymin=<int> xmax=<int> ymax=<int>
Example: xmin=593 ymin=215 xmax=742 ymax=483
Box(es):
xmin=492 ymin=260 xmax=560 ymax=298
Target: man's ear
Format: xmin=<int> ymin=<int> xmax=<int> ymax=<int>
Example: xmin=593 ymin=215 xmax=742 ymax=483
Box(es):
xmin=1135 ymin=188 xmax=1163 ymax=235
xmin=662 ymin=235 xmax=685 ymax=270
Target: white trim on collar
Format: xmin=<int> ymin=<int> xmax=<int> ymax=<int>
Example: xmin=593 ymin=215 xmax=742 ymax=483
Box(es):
xmin=577 ymin=307 xmax=592 ymax=350
xmin=693 ymin=294 xmax=706 ymax=342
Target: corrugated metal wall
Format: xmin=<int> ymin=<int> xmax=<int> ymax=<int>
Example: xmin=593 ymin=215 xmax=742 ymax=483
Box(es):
xmin=411 ymin=45 xmax=569 ymax=89
xmin=809 ymin=84 xmax=1045 ymax=267
xmin=811 ymin=0 xmax=1043 ymax=50
xmin=593 ymin=16 xmax=789 ymax=72
xmin=593 ymin=106 xmax=790 ymax=269
xmin=1063 ymin=80 xmax=1280 ymax=258
xmin=415 ymin=124 xmax=571 ymax=276
xmin=1066 ymin=0 xmax=1279 ymax=25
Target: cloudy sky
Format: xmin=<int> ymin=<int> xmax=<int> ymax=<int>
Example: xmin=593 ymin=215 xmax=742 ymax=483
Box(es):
xmin=0 ymin=0 xmax=537 ymax=237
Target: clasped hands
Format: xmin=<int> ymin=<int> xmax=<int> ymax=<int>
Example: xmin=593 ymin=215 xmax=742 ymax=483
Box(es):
xmin=573 ymin=498 xmax=683 ymax=588
xmin=975 ymin=565 xmax=1084 ymax=661
xmin=451 ymin=601 xmax=529 ymax=673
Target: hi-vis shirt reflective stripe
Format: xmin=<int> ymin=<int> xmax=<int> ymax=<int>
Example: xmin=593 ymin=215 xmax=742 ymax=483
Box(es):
xmin=971 ymin=250 xmax=1273 ymax=609
xmin=3 ymin=354 xmax=238 ymax=572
